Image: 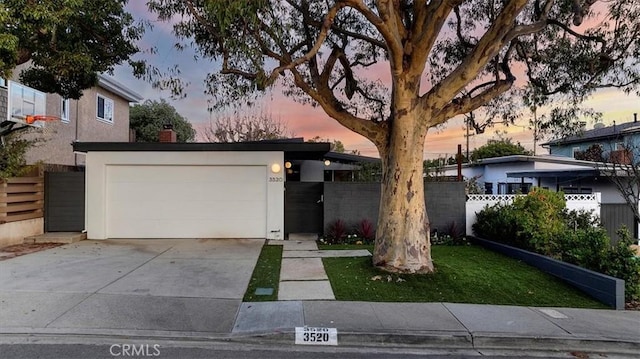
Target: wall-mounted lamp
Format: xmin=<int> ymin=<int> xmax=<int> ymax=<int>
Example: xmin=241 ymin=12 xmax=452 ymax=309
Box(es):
xmin=285 ymin=161 xmax=292 ymax=169
xmin=324 ymin=159 xmax=331 ymax=166
xmin=271 ymin=163 xmax=282 ymax=173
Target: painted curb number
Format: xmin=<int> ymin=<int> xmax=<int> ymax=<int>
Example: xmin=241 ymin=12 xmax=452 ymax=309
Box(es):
xmin=295 ymin=327 xmax=338 ymax=346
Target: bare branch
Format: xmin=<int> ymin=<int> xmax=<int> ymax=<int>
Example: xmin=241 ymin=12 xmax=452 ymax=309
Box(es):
xmin=438 ymin=79 xmax=514 ymax=121
xmin=265 ymin=2 xmax=345 ymax=86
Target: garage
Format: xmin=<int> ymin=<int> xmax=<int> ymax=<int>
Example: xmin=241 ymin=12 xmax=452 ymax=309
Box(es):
xmin=106 ymin=165 xmax=267 ymax=238
xmin=72 ymin=141 xmax=330 ymax=240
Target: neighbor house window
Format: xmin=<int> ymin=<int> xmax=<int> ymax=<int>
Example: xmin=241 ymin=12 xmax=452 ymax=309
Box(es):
xmin=96 ymin=94 xmax=114 ymax=123
xmin=572 ymin=147 xmax=581 ymax=158
xmin=61 ymin=98 xmax=70 ymax=123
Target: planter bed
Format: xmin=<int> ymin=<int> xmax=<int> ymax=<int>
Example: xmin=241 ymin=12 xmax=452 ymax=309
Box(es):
xmin=469 ymin=236 xmax=625 ymax=310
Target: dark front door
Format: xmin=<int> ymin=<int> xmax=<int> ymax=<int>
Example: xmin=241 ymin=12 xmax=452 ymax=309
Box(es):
xmin=285 ymin=182 xmax=324 ymax=236
xmin=44 ymin=172 xmax=85 ymax=232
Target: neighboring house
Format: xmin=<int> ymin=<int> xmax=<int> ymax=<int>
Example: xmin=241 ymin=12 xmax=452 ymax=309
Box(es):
xmin=543 ymin=114 xmax=640 ymax=163
xmin=442 ymin=154 xmax=637 ymax=239
xmin=2 ymin=68 xmax=142 ymax=167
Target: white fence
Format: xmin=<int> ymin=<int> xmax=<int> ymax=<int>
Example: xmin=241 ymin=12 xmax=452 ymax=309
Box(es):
xmin=465 ymin=193 xmax=601 ymax=236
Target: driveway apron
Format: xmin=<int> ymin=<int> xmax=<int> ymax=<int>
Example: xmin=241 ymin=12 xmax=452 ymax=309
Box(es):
xmin=0 ymin=238 xmax=263 ymax=334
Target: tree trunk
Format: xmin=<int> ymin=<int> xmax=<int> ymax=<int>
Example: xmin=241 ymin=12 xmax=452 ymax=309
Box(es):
xmin=373 ymin=115 xmax=433 ymax=274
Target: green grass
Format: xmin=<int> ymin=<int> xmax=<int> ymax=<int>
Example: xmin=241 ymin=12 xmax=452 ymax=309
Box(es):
xmin=322 ymin=244 xmax=608 ymax=308
xmin=243 ymin=244 xmax=282 ymax=301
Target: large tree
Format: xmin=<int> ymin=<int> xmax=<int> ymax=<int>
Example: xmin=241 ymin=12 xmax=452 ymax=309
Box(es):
xmin=147 ymin=0 xmax=640 ymax=273
xmin=0 ymin=0 xmax=144 ymax=99
xmin=130 ymin=99 xmax=195 ymax=142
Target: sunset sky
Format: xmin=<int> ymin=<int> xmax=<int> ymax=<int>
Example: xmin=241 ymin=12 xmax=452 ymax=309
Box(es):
xmin=113 ymin=3 xmax=640 ymax=159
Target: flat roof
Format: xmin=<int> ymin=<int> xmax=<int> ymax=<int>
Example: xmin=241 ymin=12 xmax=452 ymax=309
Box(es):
xmin=506 ymin=169 xmax=599 ymax=178
xmin=72 ymin=141 xmax=331 ymax=160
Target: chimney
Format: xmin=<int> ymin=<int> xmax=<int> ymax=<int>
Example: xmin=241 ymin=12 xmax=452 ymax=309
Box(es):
xmin=159 ymin=124 xmax=177 ymax=143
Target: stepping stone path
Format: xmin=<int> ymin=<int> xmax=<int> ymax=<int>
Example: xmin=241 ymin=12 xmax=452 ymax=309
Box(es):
xmin=269 ymin=234 xmax=371 ymax=300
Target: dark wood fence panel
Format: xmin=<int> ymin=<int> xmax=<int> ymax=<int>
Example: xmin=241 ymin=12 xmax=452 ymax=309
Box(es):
xmin=44 ymin=172 xmax=85 ymax=232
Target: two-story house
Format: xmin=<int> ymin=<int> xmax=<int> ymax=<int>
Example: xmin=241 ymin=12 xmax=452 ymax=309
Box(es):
xmin=543 ymin=113 xmax=640 ymax=163
xmin=1 ymin=68 xmax=142 ymax=168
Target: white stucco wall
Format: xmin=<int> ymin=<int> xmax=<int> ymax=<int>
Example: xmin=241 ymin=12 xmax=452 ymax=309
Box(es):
xmin=84 ymin=151 xmax=284 ymax=240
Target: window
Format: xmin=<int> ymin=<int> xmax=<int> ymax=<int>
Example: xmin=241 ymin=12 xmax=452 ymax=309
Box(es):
xmin=498 ymin=182 xmax=532 ymax=194
xmin=61 ymin=98 xmax=70 ymax=123
xmin=96 ymin=94 xmax=114 ymax=123
xmin=8 ymin=81 xmax=46 ymax=121
xmin=0 ymin=78 xmax=6 ymax=88
xmin=572 ymin=147 xmax=581 ymax=158
xmin=484 ymin=182 xmax=493 ymax=194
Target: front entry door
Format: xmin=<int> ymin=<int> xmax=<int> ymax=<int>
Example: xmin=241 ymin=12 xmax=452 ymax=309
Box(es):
xmin=285 ymin=182 xmax=324 ymax=236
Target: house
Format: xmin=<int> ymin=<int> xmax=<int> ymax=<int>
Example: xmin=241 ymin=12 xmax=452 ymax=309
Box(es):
xmin=72 ymin=140 xmax=331 ymax=240
xmin=543 ymin=113 xmax=640 ymax=163
xmin=442 ymin=154 xmax=637 ymax=239
xmin=1 ymin=70 xmax=143 ymax=167
xmin=70 ymin=138 xmax=465 ymax=242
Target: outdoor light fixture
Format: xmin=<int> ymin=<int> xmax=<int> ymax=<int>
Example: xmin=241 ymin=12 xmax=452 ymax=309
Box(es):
xmin=324 ymin=159 xmax=331 ymax=166
xmin=285 ymin=161 xmax=292 ymax=169
xmin=271 ymin=163 xmax=282 ymax=173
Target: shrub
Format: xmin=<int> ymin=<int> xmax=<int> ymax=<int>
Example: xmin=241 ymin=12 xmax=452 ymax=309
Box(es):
xmin=355 ymin=219 xmax=375 ymax=243
xmin=602 ymin=227 xmax=640 ymax=302
xmin=555 ymin=227 xmax=609 ymax=269
xmin=325 ymin=219 xmax=347 ymax=244
xmin=511 ymin=188 xmax=566 ymax=255
xmin=0 ymin=135 xmax=37 ymax=180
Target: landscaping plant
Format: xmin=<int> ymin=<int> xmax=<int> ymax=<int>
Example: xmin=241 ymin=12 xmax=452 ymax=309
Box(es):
xmin=473 ymin=189 xmax=640 ymax=302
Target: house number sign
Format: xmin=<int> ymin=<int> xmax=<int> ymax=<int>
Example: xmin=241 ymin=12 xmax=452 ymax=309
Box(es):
xmin=294 ymin=327 xmax=338 ymax=346
xmin=268 ymin=177 xmax=284 ymax=182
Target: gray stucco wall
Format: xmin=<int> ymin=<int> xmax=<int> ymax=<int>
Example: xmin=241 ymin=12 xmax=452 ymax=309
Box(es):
xmin=323 ymin=181 xmax=466 ymax=235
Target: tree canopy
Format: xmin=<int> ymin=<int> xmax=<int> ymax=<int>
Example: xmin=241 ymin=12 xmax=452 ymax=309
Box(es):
xmin=147 ymin=0 xmax=640 ymax=274
xmin=0 ymin=0 xmax=144 ymax=99
xmin=203 ymin=111 xmax=292 ymax=142
xmin=130 ymin=99 xmax=195 ymax=143
xmin=471 ymin=138 xmax=532 ymax=161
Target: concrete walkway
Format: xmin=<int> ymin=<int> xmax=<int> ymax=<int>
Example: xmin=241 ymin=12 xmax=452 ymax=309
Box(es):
xmin=270 ymin=235 xmax=370 ymax=301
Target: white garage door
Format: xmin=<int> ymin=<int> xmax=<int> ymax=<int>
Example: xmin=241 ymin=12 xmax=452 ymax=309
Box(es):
xmin=106 ymin=165 xmax=267 ymax=238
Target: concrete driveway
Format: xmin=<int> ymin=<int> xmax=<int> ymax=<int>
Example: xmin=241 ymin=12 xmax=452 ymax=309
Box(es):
xmin=0 ymin=238 xmax=263 ymax=334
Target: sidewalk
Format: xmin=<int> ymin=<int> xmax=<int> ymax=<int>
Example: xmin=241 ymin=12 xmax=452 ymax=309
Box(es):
xmin=232 ymin=301 xmax=639 ymax=355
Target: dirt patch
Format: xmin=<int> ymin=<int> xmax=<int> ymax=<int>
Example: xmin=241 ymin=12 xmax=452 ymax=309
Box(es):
xmin=0 ymin=243 xmax=64 ymax=261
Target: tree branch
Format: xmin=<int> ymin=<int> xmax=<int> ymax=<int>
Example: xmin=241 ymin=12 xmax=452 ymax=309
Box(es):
xmin=426 ymin=0 xmax=529 ymax=111
xmin=438 ymin=79 xmax=514 ymax=121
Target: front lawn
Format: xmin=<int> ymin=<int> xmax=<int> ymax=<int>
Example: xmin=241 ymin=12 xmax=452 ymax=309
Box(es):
xmin=322 ymin=244 xmax=608 ymax=308
xmin=243 ymin=244 xmax=282 ymax=302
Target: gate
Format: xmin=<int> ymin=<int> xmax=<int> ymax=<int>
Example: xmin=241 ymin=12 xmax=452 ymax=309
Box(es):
xmin=44 ymin=172 xmax=85 ymax=232
xmin=285 ymin=182 xmax=324 ymax=236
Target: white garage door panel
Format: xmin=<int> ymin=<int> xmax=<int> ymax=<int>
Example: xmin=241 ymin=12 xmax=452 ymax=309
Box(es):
xmin=106 ymin=165 xmax=267 ymax=238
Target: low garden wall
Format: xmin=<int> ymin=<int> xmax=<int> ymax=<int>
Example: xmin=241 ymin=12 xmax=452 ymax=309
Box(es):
xmin=0 ymin=217 xmax=44 ymax=247
xmin=470 ymin=236 xmax=625 ymax=310
xmin=324 ymin=181 xmax=466 ymax=235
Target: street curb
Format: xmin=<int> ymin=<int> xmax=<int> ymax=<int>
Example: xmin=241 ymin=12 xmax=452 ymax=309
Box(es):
xmin=472 ymin=333 xmax=640 ymax=356
xmin=1 ymin=328 xmax=638 ymax=356
xmin=227 ymin=330 xmax=640 ymax=356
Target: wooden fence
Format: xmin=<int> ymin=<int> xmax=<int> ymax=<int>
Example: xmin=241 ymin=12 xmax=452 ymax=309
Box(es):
xmin=0 ymin=177 xmax=44 ymax=224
